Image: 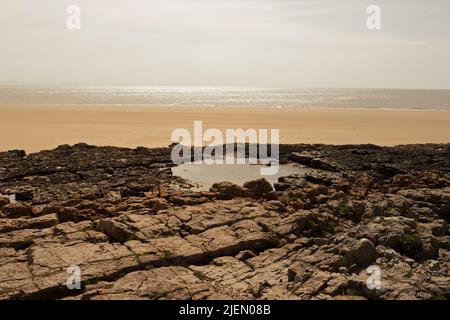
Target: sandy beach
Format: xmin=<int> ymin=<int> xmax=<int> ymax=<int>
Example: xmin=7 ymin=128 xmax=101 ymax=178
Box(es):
xmin=1 ymin=105 xmax=450 ymax=153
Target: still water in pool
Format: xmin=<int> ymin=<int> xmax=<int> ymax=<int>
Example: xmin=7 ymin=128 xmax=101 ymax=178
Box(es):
xmin=171 ymin=160 xmax=311 ymax=191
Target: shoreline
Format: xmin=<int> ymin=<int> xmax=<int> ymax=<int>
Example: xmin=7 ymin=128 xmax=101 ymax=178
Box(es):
xmin=1 ymin=104 xmax=450 ymax=153
xmin=1 ymin=103 xmax=450 ymax=112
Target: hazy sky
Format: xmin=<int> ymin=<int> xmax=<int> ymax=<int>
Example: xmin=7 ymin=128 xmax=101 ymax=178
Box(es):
xmin=1 ymin=0 xmax=449 ymax=88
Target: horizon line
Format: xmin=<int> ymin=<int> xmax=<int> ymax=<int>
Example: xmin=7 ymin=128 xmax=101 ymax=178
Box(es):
xmin=1 ymin=82 xmax=450 ymax=91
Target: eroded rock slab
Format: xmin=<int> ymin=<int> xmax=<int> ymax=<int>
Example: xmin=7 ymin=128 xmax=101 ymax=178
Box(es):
xmin=0 ymin=143 xmax=449 ymax=300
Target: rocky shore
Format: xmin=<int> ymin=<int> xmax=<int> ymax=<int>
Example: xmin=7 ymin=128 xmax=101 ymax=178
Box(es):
xmin=0 ymin=143 xmax=449 ymax=300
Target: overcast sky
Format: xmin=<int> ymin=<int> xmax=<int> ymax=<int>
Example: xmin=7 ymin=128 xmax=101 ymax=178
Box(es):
xmin=0 ymin=0 xmax=449 ymax=88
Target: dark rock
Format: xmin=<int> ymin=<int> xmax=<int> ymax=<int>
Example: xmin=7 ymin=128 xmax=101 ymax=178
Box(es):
xmin=289 ymin=152 xmax=339 ymax=171
xmin=2 ymin=203 xmax=33 ymax=218
xmin=0 ymin=196 xmax=10 ymax=207
xmin=340 ymin=238 xmax=378 ymax=268
xmin=243 ymin=178 xmax=273 ymax=198
xmin=210 ymin=182 xmax=243 ymax=200
xmin=57 ymin=207 xmax=92 ymax=222
xmin=373 ymin=164 xmax=405 ymax=177
xmin=15 ymin=190 xmax=34 ymax=201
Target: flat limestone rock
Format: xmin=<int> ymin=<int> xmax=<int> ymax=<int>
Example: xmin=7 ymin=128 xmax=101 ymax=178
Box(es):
xmin=0 ymin=143 xmax=449 ymax=300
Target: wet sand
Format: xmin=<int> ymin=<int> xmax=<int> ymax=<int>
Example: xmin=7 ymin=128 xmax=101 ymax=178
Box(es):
xmin=0 ymin=105 xmax=449 ymax=153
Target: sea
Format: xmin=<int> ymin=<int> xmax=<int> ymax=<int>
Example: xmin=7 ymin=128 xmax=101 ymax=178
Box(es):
xmin=1 ymin=86 xmax=450 ymax=110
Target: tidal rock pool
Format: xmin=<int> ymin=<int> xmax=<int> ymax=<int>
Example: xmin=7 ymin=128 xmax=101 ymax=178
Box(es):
xmin=172 ymin=160 xmax=312 ymax=191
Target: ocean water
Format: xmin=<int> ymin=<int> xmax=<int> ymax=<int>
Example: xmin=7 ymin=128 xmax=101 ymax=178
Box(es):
xmin=1 ymin=86 xmax=450 ymax=110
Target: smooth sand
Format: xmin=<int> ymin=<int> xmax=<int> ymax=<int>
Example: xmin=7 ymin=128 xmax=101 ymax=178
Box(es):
xmin=1 ymin=105 xmax=450 ymax=153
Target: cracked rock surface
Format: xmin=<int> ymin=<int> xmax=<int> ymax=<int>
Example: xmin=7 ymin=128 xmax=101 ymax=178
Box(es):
xmin=0 ymin=143 xmax=449 ymax=300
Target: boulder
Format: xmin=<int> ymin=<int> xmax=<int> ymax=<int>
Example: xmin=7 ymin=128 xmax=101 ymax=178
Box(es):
xmin=169 ymin=195 xmax=209 ymax=206
xmin=209 ymin=182 xmax=243 ymax=200
xmin=412 ymin=236 xmax=439 ymax=260
xmin=2 ymin=203 xmax=33 ymax=218
xmin=355 ymin=217 xmax=417 ymax=250
xmin=98 ymin=219 xmax=134 ymax=243
xmin=147 ymin=198 xmax=169 ymax=212
xmin=243 ymin=178 xmax=273 ymax=198
xmin=340 ymin=238 xmax=378 ymax=268
xmin=57 ymin=207 xmax=94 ymax=222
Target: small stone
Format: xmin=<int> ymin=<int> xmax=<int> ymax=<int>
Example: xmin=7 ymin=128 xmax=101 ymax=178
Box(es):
xmin=235 ymin=250 xmax=256 ymax=261
xmin=338 ymin=267 xmax=348 ymax=274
